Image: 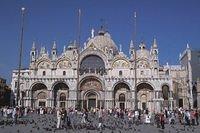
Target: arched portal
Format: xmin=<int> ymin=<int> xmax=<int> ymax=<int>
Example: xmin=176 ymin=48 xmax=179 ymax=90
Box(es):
xmin=31 ymin=83 xmax=47 ymax=108
xmin=137 ymin=83 xmax=154 ymax=112
xmin=80 ymin=77 xmax=103 ymax=109
xmin=113 ymin=82 xmax=130 ymax=110
xmin=162 ymin=85 xmax=170 ymax=108
xmin=85 ymin=91 xmax=98 ymax=110
xmin=80 ymin=55 xmax=106 ymax=75
xmin=52 ymin=82 xmax=69 ymax=108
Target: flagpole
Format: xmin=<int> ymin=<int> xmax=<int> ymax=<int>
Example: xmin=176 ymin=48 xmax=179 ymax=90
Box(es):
xmin=16 ymin=7 xmax=25 ymax=107
xmin=133 ymin=11 xmax=138 ymax=111
xmin=76 ymin=9 xmax=81 ymax=110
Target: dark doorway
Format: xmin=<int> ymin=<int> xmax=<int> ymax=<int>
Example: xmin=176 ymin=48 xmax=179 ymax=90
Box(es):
xmin=88 ymin=99 xmax=96 ymax=110
xmin=179 ymin=99 xmax=183 ymax=108
xmin=120 ymin=103 xmax=125 ymax=110
xmin=39 ymin=101 xmax=45 ymax=107
xmin=142 ymin=102 xmax=146 ymax=110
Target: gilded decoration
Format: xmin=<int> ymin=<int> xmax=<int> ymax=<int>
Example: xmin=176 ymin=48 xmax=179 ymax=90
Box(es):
xmin=80 ymin=78 xmax=102 ymax=91
xmin=112 ymin=59 xmax=129 ymax=68
xmin=57 ymin=60 xmax=72 ymax=69
xmin=137 ymin=60 xmax=149 ymax=68
xmin=38 ymin=61 xmax=50 ymax=69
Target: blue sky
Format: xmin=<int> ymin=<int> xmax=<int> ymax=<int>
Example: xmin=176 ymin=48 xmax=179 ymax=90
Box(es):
xmin=0 ymin=0 xmax=200 ymax=83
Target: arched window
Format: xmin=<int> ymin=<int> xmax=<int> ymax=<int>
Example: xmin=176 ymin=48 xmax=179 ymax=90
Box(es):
xmin=37 ymin=92 xmax=47 ymax=99
xmin=63 ymin=71 xmax=66 ymax=76
xmin=162 ymin=85 xmax=169 ymax=100
xmin=42 ymin=71 xmax=46 ymax=76
xmin=119 ymin=93 xmax=125 ymax=102
xmin=80 ymin=55 xmax=105 ymax=75
xmin=119 ymin=70 xmax=122 ymax=76
xmin=60 ymin=93 xmax=66 ymax=101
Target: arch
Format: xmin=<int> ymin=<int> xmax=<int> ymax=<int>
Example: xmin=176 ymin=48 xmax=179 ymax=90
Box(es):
xmin=136 ymin=59 xmax=150 ymax=68
xmin=112 ymin=81 xmax=131 ymax=91
xmin=136 ymin=82 xmax=154 ymax=92
xmin=37 ymin=91 xmax=47 ymax=99
xmin=56 ymin=58 xmax=72 ymax=69
xmin=162 ymin=84 xmax=170 ymax=100
xmin=36 ymin=59 xmax=51 ymax=69
xmin=136 ymin=82 xmax=154 ymax=111
xmin=59 ymin=93 xmax=66 ymax=101
xmin=119 ymin=93 xmax=125 ymax=102
xmin=84 ymin=90 xmax=99 ymax=110
xmin=30 ymin=82 xmax=48 ymax=108
xmin=52 ymin=81 xmax=69 ymax=107
xmin=112 ymin=59 xmax=130 ymax=68
xmin=79 ymin=76 xmax=103 ymax=91
xmin=79 ymin=50 xmax=108 ymax=68
xmin=79 ymin=54 xmax=106 ymax=75
xmin=52 ymin=81 xmax=69 ymax=91
xmin=30 ymin=82 xmax=47 ymax=91
xmin=113 ymin=82 xmax=131 ymax=109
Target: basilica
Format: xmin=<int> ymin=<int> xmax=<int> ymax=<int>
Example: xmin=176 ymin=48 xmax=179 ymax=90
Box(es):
xmin=11 ymin=28 xmax=193 ymax=113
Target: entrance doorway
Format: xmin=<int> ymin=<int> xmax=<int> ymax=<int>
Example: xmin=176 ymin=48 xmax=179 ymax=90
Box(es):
xmin=142 ymin=102 xmax=146 ymax=110
xmin=87 ymin=92 xmax=97 ymax=110
xmin=39 ymin=101 xmax=46 ymax=107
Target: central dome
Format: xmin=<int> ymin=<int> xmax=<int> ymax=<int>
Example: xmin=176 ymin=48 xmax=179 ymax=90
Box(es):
xmin=87 ymin=30 xmax=118 ymax=55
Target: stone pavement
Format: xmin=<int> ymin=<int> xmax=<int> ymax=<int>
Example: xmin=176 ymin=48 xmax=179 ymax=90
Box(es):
xmin=0 ymin=114 xmax=200 ymax=133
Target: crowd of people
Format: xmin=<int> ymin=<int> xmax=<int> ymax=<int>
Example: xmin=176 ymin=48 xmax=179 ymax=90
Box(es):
xmin=1 ymin=106 xmax=200 ymax=131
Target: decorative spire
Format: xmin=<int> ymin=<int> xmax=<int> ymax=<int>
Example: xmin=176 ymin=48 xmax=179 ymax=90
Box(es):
xmin=91 ymin=28 xmax=95 ymax=38
xmin=187 ymin=43 xmax=190 ymax=49
xmin=32 ymin=41 xmax=36 ymax=50
xmin=52 ymin=41 xmax=56 ymax=49
xmin=40 ymin=46 xmax=46 ymax=55
xmin=119 ymin=44 xmax=122 ymax=52
xmin=153 ymin=37 xmax=157 ymax=48
xmin=130 ymin=40 xmax=134 ymax=49
xmin=63 ymin=45 xmax=66 ymax=53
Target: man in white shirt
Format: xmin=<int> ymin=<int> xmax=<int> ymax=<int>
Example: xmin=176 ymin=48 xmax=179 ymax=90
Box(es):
xmin=57 ymin=108 xmax=62 ymax=129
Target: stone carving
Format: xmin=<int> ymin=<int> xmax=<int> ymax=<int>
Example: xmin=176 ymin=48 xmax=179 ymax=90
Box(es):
xmin=112 ymin=60 xmax=129 ymax=68
xmin=137 ymin=60 xmax=149 ymax=68
xmin=80 ymin=79 xmax=102 ymax=91
xmin=57 ymin=60 xmax=72 ymax=69
xmin=38 ymin=61 xmax=50 ymax=69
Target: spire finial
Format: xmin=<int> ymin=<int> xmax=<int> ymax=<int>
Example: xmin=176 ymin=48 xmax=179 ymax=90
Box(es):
xmin=91 ymin=28 xmax=95 ymax=38
xmin=153 ymin=37 xmax=157 ymax=48
xmin=32 ymin=41 xmax=36 ymax=50
xmin=187 ymin=43 xmax=190 ymax=49
xmin=130 ymin=40 xmax=134 ymax=49
xmin=119 ymin=44 xmax=122 ymax=52
xmin=53 ymin=41 xmax=56 ymax=49
xmin=63 ymin=45 xmax=66 ymax=53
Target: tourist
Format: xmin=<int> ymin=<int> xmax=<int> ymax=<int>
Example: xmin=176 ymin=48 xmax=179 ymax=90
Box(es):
xmin=160 ymin=111 xmax=165 ymax=129
xmin=12 ymin=107 xmax=17 ymax=124
xmin=56 ymin=108 xmax=62 ymax=129
xmin=195 ymin=108 xmax=199 ymax=125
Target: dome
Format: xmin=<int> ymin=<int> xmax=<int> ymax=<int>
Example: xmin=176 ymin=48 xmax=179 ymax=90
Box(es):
xmin=87 ymin=31 xmax=118 ymax=54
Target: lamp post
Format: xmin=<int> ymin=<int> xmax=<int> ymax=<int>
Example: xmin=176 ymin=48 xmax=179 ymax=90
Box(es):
xmin=16 ymin=7 xmax=25 ymax=107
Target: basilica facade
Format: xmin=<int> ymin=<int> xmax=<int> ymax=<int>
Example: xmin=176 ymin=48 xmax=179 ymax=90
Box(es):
xmin=11 ymin=28 xmax=192 ymax=112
